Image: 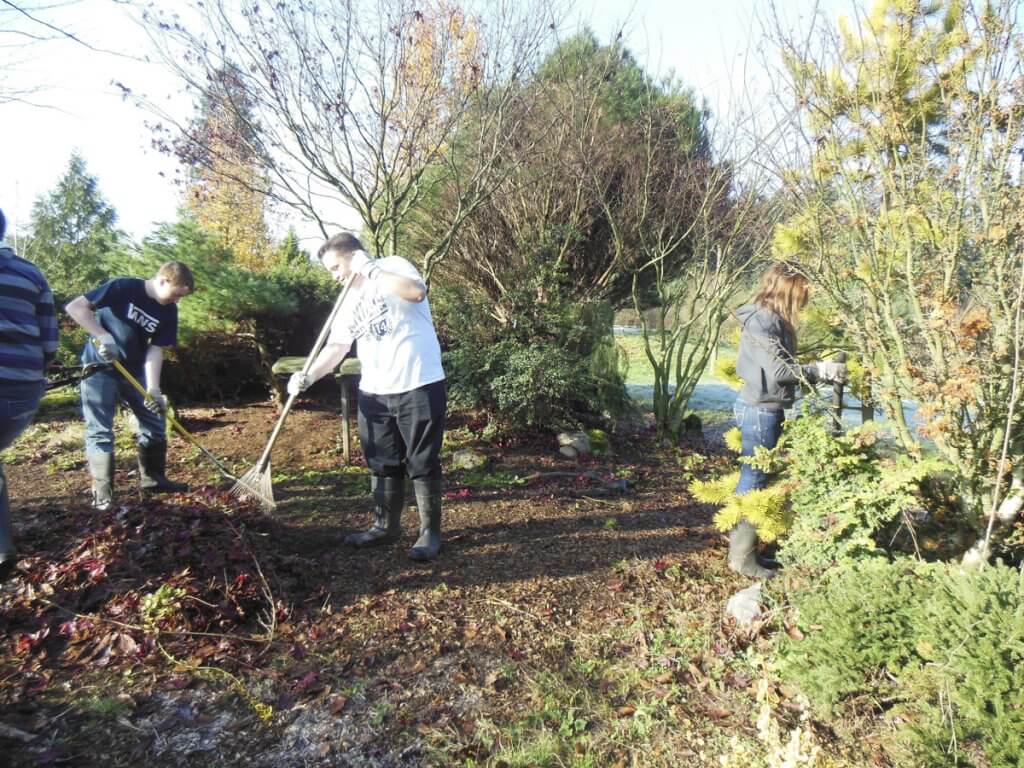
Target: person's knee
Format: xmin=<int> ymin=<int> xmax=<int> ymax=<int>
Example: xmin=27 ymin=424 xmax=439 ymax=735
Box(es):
xmin=369 ymin=462 xmax=404 ymax=478
xmin=86 ymin=437 xmax=115 ymax=453
xmin=406 ymin=457 xmax=441 ymax=482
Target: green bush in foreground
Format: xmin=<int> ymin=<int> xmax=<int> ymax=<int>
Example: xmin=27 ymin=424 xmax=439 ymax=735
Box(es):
xmin=779 ymin=558 xmax=1024 ymax=767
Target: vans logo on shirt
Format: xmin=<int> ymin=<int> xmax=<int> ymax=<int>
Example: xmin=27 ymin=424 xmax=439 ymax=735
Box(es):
xmin=127 ymin=303 xmax=159 ymax=333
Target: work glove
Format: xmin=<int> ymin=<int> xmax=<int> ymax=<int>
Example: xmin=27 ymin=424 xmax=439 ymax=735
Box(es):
xmin=815 ymin=360 xmax=848 ymax=384
xmin=349 ymin=250 xmax=382 ymax=281
xmin=288 ymin=372 xmax=314 ymax=396
xmin=145 ymin=388 xmax=169 ymax=414
xmin=95 ymin=333 xmax=119 ymax=363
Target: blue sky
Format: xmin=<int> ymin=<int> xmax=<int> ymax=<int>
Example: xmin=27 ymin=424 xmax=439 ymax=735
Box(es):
xmin=1 ymin=0 xmax=844 ymax=251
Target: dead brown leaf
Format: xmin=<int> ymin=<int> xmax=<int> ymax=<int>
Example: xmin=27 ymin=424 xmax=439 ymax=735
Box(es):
xmin=329 ymin=695 xmax=348 ymax=715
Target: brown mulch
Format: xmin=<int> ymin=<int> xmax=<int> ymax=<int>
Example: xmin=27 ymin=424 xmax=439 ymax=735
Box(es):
xmin=0 ymin=397 xmax=752 ymax=767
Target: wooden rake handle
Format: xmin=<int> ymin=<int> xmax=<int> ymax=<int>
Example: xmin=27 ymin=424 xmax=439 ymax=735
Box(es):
xmin=253 ymin=273 xmax=358 ymax=471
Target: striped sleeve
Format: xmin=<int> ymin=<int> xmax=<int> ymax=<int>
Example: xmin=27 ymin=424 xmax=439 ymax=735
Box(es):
xmin=0 ymin=254 xmax=59 ymax=381
xmin=36 ymin=278 xmax=59 ymax=365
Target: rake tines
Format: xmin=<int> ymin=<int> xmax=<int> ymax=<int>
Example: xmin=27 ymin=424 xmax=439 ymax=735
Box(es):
xmin=233 ymin=272 xmax=358 ymax=514
xmin=231 ymin=461 xmax=276 ymax=511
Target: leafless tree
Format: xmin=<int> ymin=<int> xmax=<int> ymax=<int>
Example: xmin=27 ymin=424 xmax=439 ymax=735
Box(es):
xmin=139 ymin=0 xmax=564 ymax=273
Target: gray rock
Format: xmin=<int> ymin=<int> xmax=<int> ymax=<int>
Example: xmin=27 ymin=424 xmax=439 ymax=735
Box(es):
xmin=451 ymin=449 xmax=489 ymax=471
xmin=557 ymin=431 xmax=590 ymax=455
xmin=725 ymin=583 xmax=763 ymax=626
xmin=558 ymin=445 xmax=579 ymax=459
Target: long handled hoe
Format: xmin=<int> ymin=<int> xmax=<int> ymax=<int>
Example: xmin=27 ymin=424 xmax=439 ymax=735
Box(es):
xmin=108 ymin=357 xmax=239 ymax=483
xmin=232 ymin=274 xmax=357 ymax=511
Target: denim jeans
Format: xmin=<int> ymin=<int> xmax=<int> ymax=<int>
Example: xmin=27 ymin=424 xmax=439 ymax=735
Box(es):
xmin=733 ymin=399 xmax=786 ymax=495
xmin=0 ymin=381 xmax=45 ymax=555
xmin=80 ymin=367 xmax=165 ymax=453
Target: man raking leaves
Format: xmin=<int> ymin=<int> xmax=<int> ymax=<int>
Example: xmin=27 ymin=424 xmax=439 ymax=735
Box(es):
xmin=65 ymin=262 xmax=194 ymax=509
xmin=288 ymin=233 xmax=447 ymax=562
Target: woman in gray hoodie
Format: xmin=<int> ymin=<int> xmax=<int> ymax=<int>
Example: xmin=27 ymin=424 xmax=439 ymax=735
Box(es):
xmin=730 ymin=263 xmax=846 ymax=578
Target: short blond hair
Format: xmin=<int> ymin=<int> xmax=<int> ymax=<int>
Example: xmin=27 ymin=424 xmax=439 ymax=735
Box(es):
xmin=157 ymin=261 xmax=195 ymax=292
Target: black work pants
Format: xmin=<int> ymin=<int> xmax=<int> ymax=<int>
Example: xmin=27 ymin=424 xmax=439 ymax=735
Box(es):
xmin=358 ymin=379 xmax=446 ymax=481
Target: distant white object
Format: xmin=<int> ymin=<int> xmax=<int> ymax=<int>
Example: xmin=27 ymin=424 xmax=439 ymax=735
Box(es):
xmin=725 ymin=583 xmax=763 ymax=626
xmin=557 ymin=431 xmax=591 ymax=456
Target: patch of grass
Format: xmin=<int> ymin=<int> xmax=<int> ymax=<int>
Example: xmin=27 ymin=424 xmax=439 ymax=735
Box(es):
xmin=617 ymin=334 xmax=735 ymax=387
xmin=272 ymin=466 xmax=367 ymax=489
xmin=370 ymin=700 xmax=393 ymax=728
xmin=449 ymin=468 xmax=528 ymax=489
xmin=443 ymin=426 xmax=479 ymax=452
xmin=82 ymin=695 xmax=132 ymax=719
xmin=37 ymin=386 xmax=81 ymax=419
xmin=1 ymin=420 xmax=85 ymax=467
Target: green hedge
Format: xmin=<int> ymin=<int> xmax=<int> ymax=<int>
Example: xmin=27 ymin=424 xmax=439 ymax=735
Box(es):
xmin=779 ymin=558 xmax=1024 ymax=767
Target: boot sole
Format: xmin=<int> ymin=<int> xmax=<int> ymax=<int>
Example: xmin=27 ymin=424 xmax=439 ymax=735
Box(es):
xmin=344 ymin=533 xmax=401 ymax=548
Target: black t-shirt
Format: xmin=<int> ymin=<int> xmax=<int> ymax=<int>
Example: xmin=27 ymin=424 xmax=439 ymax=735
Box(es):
xmin=79 ymin=278 xmax=178 ymax=367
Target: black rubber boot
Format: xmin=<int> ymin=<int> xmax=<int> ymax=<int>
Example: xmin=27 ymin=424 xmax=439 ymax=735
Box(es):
xmin=0 ymin=465 xmax=16 ymax=582
xmin=408 ymin=476 xmax=442 ymax=562
xmin=727 ymin=521 xmax=778 ymax=579
xmin=344 ymin=475 xmax=403 ymax=547
xmin=87 ymin=450 xmax=115 ymax=511
xmin=138 ymin=442 xmax=188 ymax=493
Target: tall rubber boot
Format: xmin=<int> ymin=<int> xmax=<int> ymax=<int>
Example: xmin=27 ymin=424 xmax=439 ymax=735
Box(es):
xmin=0 ymin=464 xmax=16 ymax=582
xmin=138 ymin=442 xmax=188 ymax=493
xmin=408 ymin=476 xmax=442 ymax=562
xmin=344 ymin=475 xmax=403 ymax=547
xmin=727 ymin=521 xmax=778 ymax=579
xmin=88 ymin=450 xmax=115 ymax=511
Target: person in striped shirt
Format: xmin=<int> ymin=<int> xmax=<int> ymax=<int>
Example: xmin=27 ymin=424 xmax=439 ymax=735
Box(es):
xmin=0 ymin=208 xmax=59 ymax=581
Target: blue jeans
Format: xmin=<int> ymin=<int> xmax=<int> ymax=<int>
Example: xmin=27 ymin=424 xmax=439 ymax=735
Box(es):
xmin=0 ymin=381 xmax=45 ymax=555
xmin=733 ymin=399 xmax=785 ymax=495
xmin=80 ymin=367 xmax=165 ymax=453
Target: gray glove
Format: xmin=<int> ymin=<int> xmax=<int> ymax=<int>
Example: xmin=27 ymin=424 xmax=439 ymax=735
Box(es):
xmin=288 ymin=372 xmax=313 ymax=396
xmin=816 ymin=360 xmax=848 ymax=384
xmin=145 ymin=388 xmax=168 ymax=414
xmin=95 ymin=333 xmax=119 ymax=363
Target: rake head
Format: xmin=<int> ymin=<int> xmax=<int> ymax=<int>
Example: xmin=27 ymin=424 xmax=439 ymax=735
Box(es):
xmin=230 ymin=462 xmax=276 ymax=511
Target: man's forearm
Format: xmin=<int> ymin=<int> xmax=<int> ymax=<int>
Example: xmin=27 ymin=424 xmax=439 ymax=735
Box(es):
xmin=144 ymin=347 xmax=164 ymax=390
xmin=308 ymin=343 xmax=349 ymax=382
xmin=375 ymin=272 xmax=426 ymax=303
xmin=64 ymin=296 xmax=107 ymax=338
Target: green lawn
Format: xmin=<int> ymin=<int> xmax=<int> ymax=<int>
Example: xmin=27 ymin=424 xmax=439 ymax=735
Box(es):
xmin=615 ymin=333 xmax=732 ymax=386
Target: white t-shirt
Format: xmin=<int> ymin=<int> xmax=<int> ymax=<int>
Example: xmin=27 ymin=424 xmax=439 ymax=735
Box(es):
xmin=327 ymin=255 xmax=445 ymax=395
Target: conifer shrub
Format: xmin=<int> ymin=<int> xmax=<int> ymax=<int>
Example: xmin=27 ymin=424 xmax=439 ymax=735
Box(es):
xmin=779 ymin=558 xmax=1024 ymax=767
xmin=778 ymin=416 xmax=947 ymax=568
xmin=436 ymin=274 xmax=629 ymax=432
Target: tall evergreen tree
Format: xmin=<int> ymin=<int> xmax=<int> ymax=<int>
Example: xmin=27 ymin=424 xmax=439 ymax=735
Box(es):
xmin=24 ymin=152 xmax=122 ymax=298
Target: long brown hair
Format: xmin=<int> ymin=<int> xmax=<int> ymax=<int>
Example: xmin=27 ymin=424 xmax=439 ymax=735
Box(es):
xmin=752 ymin=262 xmax=810 ymax=335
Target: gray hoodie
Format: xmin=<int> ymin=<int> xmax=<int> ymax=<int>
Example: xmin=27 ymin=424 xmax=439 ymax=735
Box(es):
xmin=734 ymin=303 xmax=818 ymax=409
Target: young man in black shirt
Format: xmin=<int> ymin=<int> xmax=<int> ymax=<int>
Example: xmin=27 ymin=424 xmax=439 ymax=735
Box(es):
xmin=65 ymin=262 xmax=194 ymax=509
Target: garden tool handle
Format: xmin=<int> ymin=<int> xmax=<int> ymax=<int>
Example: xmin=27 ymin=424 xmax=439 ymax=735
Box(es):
xmin=831 ymin=351 xmax=847 ymax=434
xmin=103 ymin=353 xmax=238 ymax=481
xmin=254 ymin=273 xmax=358 ymax=470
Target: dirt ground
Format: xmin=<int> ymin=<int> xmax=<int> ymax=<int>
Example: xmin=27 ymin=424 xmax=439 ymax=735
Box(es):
xmin=0 ymin=389 xmax=809 ymax=768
